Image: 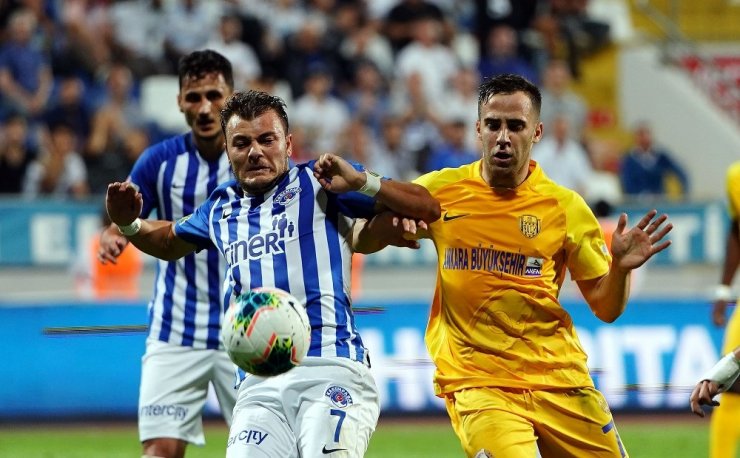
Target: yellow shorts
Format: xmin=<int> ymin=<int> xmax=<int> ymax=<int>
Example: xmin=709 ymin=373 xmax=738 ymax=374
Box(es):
xmin=445 ymin=386 xmax=628 ymax=458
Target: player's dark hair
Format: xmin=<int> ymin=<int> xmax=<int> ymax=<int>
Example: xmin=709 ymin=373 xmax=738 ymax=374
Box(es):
xmin=177 ymin=49 xmax=234 ymax=90
xmin=478 ymin=74 xmax=542 ymax=119
xmin=220 ymin=90 xmax=290 ymax=135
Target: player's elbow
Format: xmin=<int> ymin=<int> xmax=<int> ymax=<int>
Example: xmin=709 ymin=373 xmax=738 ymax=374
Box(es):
xmin=420 ymin=197 xmax=441 ymax=223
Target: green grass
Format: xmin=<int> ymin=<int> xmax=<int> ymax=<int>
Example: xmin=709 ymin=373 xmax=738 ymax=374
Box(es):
xmin=0 ymin=416 xmax=709 ymax=458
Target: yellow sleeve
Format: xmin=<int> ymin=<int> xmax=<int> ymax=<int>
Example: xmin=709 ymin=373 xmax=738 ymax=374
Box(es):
xmin=726 ymin=162 xmax=740 ymax=220
xmin=563 ymin=193 xmax=611 ymax=281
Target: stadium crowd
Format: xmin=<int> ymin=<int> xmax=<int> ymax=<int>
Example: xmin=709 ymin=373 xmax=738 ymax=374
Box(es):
xmin=0 ymin=0 xmax=688 ymax=204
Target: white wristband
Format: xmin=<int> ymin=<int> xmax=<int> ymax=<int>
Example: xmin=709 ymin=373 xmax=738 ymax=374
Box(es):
xmin=117 ymin=218 xmax=142 ymax=236
xmin=701 ymin=352 xmax=740 ymax=392
xmin=358 ymin=170 xmax=382 ymax=197
xmin=712 ymin=284 xmax=734 ymax=302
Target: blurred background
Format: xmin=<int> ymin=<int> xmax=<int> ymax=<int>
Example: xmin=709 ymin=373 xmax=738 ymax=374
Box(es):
xmin=0 ymin=0 xmax=738 ymax=432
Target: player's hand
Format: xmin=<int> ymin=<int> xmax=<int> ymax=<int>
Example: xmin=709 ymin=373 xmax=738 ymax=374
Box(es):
xmin=368 ymin=212 xmax=427 ymax=249
xmin=312 ymin=153 xmax=364 ymax=194
xmin=689 ymin=380 xmax=720 ymax=417
xmin=610 ymin=210 xmax=673 ymax=271
xmin=98 ymin=227 xmax=129 ymax=265
xmin=106 ymin=182 xmax=143 ymax=227
xmin=712 ymin=300 xmax=729 ymax=327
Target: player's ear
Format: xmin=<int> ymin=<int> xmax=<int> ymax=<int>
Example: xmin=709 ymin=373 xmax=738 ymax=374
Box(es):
xmin=532 ymin=121 xmax=543 ymax=143
xmin=285 ymin=133 xmax=293 ymax=158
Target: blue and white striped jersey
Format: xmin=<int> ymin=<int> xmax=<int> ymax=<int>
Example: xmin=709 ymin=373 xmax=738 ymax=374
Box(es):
xmin=174 ymin=161 xmax=376 ymax=367
xmin=129 ymin=133 xmax=232 ymax=350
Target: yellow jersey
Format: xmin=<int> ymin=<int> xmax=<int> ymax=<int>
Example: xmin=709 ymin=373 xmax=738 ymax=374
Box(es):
xmin=726 ymin=162 xmax=740 ymax=219
xmin=414 ymin=160 xmax=611 ymax=395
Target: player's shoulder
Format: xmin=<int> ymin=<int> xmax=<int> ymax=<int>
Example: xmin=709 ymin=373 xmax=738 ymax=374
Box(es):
xmin=414 ymin=161 xmax=480 ymax=194
xmin=727 ymin=161 xmax=740 ymax=182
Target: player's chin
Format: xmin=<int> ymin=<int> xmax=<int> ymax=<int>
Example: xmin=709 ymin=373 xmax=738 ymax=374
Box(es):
xmin=192 ymin=124 xmax=221 ymax=140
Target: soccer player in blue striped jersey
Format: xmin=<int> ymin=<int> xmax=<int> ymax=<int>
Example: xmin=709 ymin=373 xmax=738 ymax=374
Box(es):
xmin=105 ymin=90 xmax=440 ymax=457
xmin=98 ymin=50 xmax=237 ymax=458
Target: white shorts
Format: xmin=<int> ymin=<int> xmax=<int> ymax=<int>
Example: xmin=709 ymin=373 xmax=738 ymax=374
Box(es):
xmin=226 ymin=357 xmax=379 ymax=458
xmin=139 ymin=339 xmax=238 ymax=445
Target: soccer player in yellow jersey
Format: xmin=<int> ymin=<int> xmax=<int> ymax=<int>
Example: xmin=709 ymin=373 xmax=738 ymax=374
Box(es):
xmin=354 ymin=74 xmax=674 ymax=458
xmin=701 ymin=161 xmax=740 ymax=458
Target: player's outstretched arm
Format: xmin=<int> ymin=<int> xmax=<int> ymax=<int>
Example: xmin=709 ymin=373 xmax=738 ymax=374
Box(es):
xmin=105 ymin=182 xmax=196 ymax=261
xmin=578 ymin=210 xmax=673 ymax=322
xmin=352 ymin=212 xmax=429 ymax=254
xmin=712 ymin=220 xmax=740 ymax=326
xmin=690 ymin=346 xmax=740 ymax=417
xmin=313 ymin=153 xmax=441 ymax=223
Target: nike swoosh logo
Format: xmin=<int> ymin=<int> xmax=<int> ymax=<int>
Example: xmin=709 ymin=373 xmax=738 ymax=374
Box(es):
xmin=443 ymin=212 xmax=469 ymax=221
xmin=322 ymin=445 xmax=348 ymax=454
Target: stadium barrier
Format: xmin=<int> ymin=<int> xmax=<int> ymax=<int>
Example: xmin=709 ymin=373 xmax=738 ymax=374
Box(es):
xmin=0 ymin=297 xmax=724 ymax=420
xmin=0 ymin=198 xmax=728 ymax=266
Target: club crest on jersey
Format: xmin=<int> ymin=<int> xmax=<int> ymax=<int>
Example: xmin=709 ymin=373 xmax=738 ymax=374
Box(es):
xmin=275 ymin=187 xmax=301 ymax=206
xmin=325 ymin=386 xmax=353 ymax=408
xmin=519 ymin=215 xmax=540 ymax=238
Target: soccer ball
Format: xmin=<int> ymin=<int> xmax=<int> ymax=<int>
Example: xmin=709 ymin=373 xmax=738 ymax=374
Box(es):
xmin=221 ymin=287 xmax=311 ymax=376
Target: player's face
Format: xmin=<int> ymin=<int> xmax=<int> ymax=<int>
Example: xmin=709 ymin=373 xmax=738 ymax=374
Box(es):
xmin=477 ymin=91 xmax=542 ymax=189
xmin=225 ymin=110 xmax=292 ymax=195
xmin=178 ymin=72 xmax=232 ymax=141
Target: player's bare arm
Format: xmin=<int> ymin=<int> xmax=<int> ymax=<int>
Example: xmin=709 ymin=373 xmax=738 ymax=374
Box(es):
xmin=105 ymin=182 xmax=196 ymax=261
xmin=351 ymin=213 xmax=429 ymax=254
xmin=712 ymin=219 xmax=740 ymax=326
xmin=312 ymin=153 xmax=441 ymax=223
xmin=578 ymin=209 xmax=673 ymax=322
xmin=690 ymin=346 xmax=740 ymax=417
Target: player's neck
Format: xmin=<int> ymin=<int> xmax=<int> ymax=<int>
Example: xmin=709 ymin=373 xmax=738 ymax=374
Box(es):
xmin=192 ymin=133 xmax=225 ymax=161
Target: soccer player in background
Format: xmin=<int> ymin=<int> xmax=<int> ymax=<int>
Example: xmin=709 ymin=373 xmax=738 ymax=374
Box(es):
xmin=97 ymin=50 xmax=237 ymax=458
xmin=703 ymin=161 xmax=740 ymax=458
xmin=354 ymin=74 xmax=673 ymax=457
xmin=105 ymin=90 xmax=440 ymax=457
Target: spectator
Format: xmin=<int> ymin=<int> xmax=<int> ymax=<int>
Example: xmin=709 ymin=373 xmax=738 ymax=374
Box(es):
xmin=43 ymin=75 xmax=92 ymax=149
xmin=532 ymin=113 xmax=593 ymax=196
xmin=433 ymin=67 xmax=480 ymax=150
xmin=205 ymin=14 xmax=261 ymax=91
xmin=0 ymin=113 xmax=37 ymax=194
xmin=0 ymin=8 xmax=53 ymax=119
xmin=538 ymin=59 xmax=588 ymax=142
xmin=23 ymin=121 xmax=88 ymax=199
xmin=162 ymin=0 xmax=222 ymax=71
xmin=619 ymin=121 xmax=689 ymax=200
xmin=350 ymin=114 xmax=420 ymax=181
xmin=383 ymin=0 xmax=447 ymax=54
xmin=478 ymin=24 xmax=539 ymax=84
xmin=344 ymin=59 xmax=392 ymax=137
xmin=339 ymin=4 xmax=395 ymax=78
xmin=423 ymin=115 xmax=479 ymax=172
xmin=106 ymin=0 xmax=169 ymax=78
xmin=85 ymin=63 xmax=146 ymax=194
xmin=395 ymin=15 xmax=460 ymax=107
xmin=291 ymin=65 xmax=350 ymax=156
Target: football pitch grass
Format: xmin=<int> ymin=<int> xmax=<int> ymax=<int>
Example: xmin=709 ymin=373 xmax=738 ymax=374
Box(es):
xmin=0 ymin=414 xmax=709 ymax=458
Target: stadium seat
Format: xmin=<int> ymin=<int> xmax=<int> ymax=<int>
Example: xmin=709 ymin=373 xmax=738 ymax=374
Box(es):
xmin=140 ymin=75 xmax=188 ymax=134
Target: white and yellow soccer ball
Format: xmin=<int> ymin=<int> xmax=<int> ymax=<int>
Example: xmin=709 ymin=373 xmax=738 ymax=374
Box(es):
xmin=221 ymin=287 xmax=311 ymax=376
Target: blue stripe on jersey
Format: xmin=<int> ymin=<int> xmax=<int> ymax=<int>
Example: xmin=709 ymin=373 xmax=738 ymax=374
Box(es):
xmin=157 ymin=152 xmax=178 ymax=342
xmin=181 ymin=152 xmax=200 ymax=347
xmin=322 ymin=195 xmax=350 ymax=359
xmin=297 ymin=171 xmax=323 ymax=356
xmin=227 ymin=196 xmax=244 ymax=299
xmin=207 ymin=163 xmax=227 ymax=349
